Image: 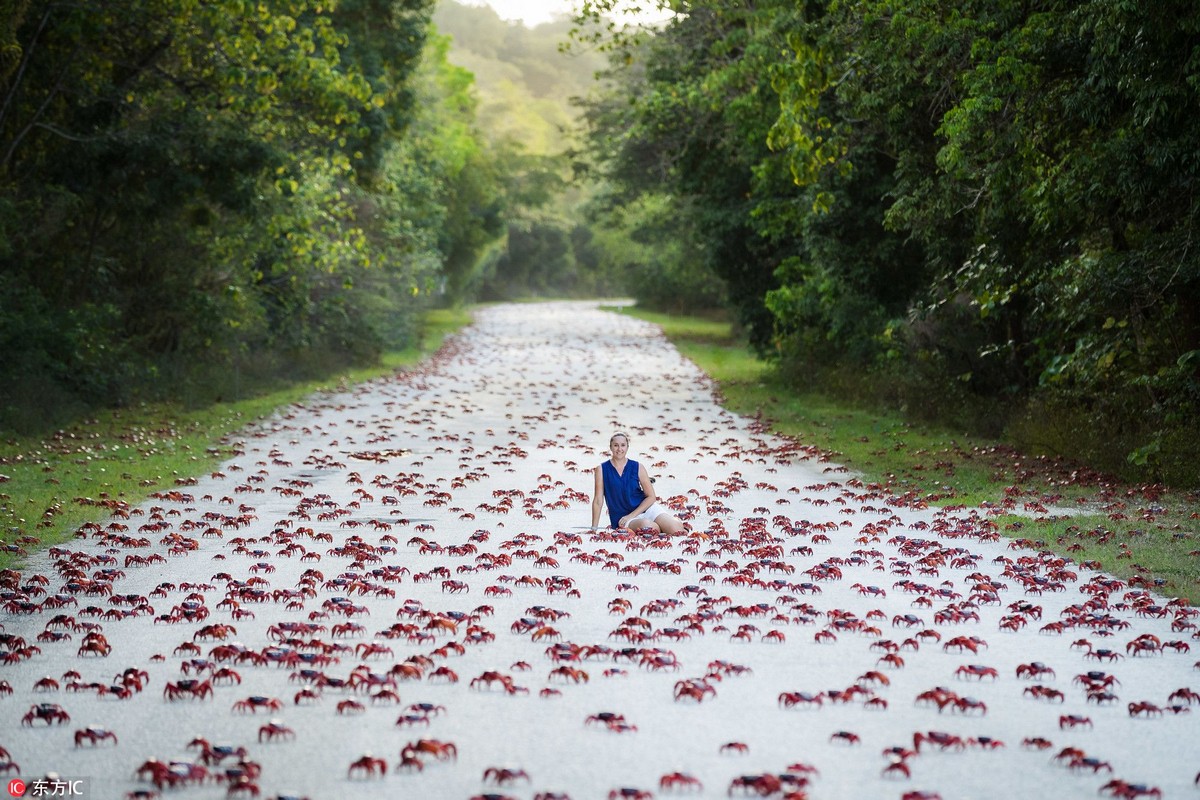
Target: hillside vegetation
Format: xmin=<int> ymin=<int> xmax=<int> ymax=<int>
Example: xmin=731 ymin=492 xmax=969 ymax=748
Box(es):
xmin=428 ymin=1 xmax=628 ymax=302
xmin=433 ymin=1 xmax=605 ymax=154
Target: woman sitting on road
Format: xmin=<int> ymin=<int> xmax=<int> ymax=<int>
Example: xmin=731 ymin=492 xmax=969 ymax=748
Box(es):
xmin=591 ymin=432 xmax=686 ymax=534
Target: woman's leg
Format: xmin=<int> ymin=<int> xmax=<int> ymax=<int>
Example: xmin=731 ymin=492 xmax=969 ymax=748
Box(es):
xmin=654 ymin=513 xmax=685 ymax=535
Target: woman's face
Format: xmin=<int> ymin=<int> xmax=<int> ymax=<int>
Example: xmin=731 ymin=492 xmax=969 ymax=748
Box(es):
xmin=609 ymin=436 xmax=629 ymax=458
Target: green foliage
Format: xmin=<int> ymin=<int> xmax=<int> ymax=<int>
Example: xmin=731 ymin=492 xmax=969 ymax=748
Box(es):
xmin=578 ymin=0 xmax=1200 ymax=486
xmin=432 ymin=1 xmax=619 ymax=302
xmin=434 ymin=1 xmax=606 ymax=152
xmin=0 ymin=273 xmax=140 ymax=427
xmin=386 ymin=27 xmax=508 ymax=306
xmin=0 ymin=0 xmax=523 ymax=431
xmin=0 ymin=0 xmax=613 ymax=428
xmin=829 ymin=0 xmax=1200 ymax=484
xmin=5 ymin=0 xmax=1197 ymax=488
xmin=585 ymin=193 xmax=725 ymax=310
xmin=576 ymin=2 xmax=811 ymax=339
xmin=481 ymin=220 xmax=573 ymax=299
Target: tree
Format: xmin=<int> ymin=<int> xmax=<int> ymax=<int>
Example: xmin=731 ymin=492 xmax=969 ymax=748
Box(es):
xmin=769 ymin=0 xmax=1200 ymax=477
xmin=579 ymin=0 xmax=1200 ymax=481
xmin=0 ymin=0 xmax=440 ymax=427
xmin=577 ymin=2 xmax=806 ymax=342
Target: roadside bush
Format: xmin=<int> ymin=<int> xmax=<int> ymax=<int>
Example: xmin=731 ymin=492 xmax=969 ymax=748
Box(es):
xmin=0 ymin=275 xmax=142 ymax=431
xmin=629 ymin=252 xmax=727 ymax=314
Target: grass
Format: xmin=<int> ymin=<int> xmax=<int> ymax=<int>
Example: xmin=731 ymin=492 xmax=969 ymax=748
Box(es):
xmin=615 ymin=305 xmax=1200 ymax=604
xmin=0 ymin=307 xmax=471 ymax=570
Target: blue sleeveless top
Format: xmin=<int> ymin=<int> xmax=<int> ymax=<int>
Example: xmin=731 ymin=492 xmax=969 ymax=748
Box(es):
xmin=602 ymin=459 xmax=644 ymax=528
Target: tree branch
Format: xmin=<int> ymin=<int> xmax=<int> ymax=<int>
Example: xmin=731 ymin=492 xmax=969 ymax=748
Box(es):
xmin=0 ymin=4 xmax=53 ymax=133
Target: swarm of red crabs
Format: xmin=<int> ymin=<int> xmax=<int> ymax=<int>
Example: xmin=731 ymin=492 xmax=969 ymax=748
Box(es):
xmin=0 ymin=304 xmax=1194 ymax=800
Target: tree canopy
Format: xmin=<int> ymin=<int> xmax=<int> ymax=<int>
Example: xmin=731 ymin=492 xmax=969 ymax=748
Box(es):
xmin=573 ymin=0 xmax=1200 ymax=484
xmin=0 ymin=0 xmax=513 ymax=428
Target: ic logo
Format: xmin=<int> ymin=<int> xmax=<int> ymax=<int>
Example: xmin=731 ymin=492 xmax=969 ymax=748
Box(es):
xmin=6 ymin=779 xmax=24 ymax=797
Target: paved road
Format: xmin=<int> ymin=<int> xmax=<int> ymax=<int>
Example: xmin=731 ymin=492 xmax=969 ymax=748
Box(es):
xmin=0 ymin=301 xmax=1195 ymax=800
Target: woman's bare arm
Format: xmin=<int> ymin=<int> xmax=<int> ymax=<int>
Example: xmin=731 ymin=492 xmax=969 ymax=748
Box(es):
xmin=590 ymin=466 xmax=605 ymax=528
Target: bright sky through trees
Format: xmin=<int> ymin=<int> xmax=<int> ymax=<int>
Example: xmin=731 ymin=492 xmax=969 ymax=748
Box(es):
xmin=465 ymin=0 xmax=672 ymax=27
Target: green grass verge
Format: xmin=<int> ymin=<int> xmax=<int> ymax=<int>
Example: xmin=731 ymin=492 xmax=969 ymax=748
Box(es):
xmin=0 ymin=307 xmax=472 ymax=570
xmin=614 ymin=305 xmax=1200 ymax=604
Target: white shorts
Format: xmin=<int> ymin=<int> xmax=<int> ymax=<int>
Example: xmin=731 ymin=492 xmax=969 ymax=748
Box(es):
xmin=627 ymin=503 xmax=666 ymax=526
